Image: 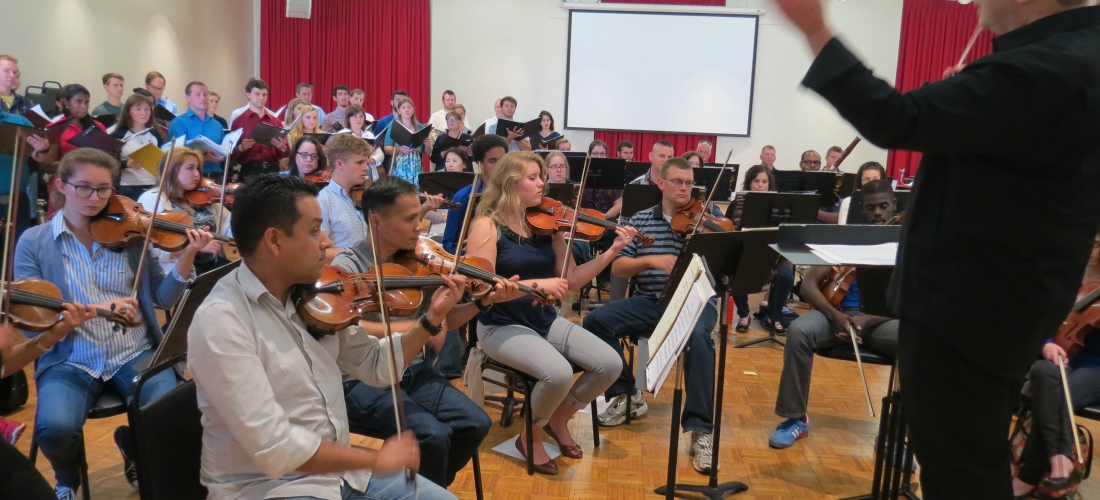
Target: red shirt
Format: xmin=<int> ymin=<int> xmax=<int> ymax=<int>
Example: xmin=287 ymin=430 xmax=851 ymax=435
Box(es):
xmin=230 ymin=108 xmax=290 ymax=164
xmin=59 ymin=120 xmax=107 ymax=155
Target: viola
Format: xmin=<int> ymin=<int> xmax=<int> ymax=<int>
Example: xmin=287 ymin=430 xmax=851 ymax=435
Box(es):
xmin=419 ymin=194 xmax=461 ymax=211
xmin=303 ymin=167 xmax=333 ymax=185
xmin=526 ymin=197 xmax=654 ymax=246
xmin=669 ymin=198 xmax=734 ymax=235
xmin=394 ymin=237 xmax=552 ymax=305
xmin=819 ymin=212 xmax=905 ymax=307
xmin=185 ymin=178 xmax=241 ymax=209
xmin=1052 ymin=281 xmax=1100 ymax=358
xmin=89 ymin=195 xmax=236 ymax=252
xmin=1 ymin=279 xmax=140 ymax=332
xmin=349 ymin=182 xmax=373 ymax=208
xmin=294 ymin=264 xmax=454 ymax=335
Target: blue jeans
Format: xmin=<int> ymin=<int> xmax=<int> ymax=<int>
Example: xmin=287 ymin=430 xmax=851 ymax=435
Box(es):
xmin=343 ymin=361 xmax=491 ymax=487
xmin=272 ymin=476 xmax=455 ymax=500
xmin=582 ymin=296 xmax=718 ymax=433
xmin=34 ymin=350 xmax=177 ymax=488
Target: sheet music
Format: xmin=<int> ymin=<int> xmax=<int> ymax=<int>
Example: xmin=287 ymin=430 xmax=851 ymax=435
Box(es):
xmin=807 ymin=242 xmax=898 ymax=266
xmin=645 ymin=255 xmax=715 ymax=396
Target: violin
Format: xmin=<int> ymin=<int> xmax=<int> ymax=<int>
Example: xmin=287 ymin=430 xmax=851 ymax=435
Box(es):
xmin=349 ymin=182 xmax=372 ymax=208
xmin=669 ymin=198 xmax=734 ymax=235
xmin=820 ymin=212 xmax=905 ymax=307
xmin=1052 ymin=281 xmax=1100 ymax=358
xmin=1 ymin=279 xmax=140 ymax=332
xmin=303 ymin=167 xmax=333 ymax=184
xmin=89 ymin=195 xmax=236 ymax=252
xmin=394 ymin=237 xmax=551 ymax=305
xmin=185 ymin=178 xmax=241 ymax=209
xmin=295 ymin=264 xmax=456 ymax=335
xmin=526 ymin=197 xmax=654 ymax=245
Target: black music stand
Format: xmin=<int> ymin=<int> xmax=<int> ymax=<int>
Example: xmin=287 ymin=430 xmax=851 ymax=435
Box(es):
xmin=569 ymin=157 xmax=625 ymax=190
xmin=625 ymin=161 xmax=652 ymax=181
xmin=727 ymin=192 xmax=820 ymax=231
xmin=621 ymin=185 xmax=701 ymax=219
xmin=773 ymin=171 xmax=841 ymax=207
xmin=139 ymin=260 xmax=241 ymax=371
xmin=693 ymin=166 xmax=740 ymax=202
xmin=545 ymin=183 xmax=574 ymax=203
xmin=419 ymin=171 xmax=474 ymax=198
xmin=845 ymin=190 xmax=911 ymax=225
xmin=652 ymin=230 xmax=779 ymax=500
xmin=768 ymin=225 xmax=916 ymax=500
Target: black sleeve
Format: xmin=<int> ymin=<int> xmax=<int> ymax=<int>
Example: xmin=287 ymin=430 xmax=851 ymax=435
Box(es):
xmin=429 ymin=134 xmax=447 ymax=166
xmin=802 ymin=37 xmax=1086 ymax=159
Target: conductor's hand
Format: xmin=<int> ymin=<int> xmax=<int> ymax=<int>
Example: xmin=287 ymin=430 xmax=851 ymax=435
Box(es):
xmin=1043 ymin=342 xmax=1068 ymax=364
xmin=942 ymin=64 xmax=965 ymax=79
xmin=648 ymin=254 xmax=678 ymax=275
xmin=374 ymin=430 xmax=420 ymax=476
xmin=770 ymin=0 xmax=833 ymax=54
xmin=428 ymin=274 xmax=465 ymax=320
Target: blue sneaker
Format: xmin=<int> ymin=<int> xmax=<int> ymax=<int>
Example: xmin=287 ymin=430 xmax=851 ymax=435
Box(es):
xmin=768 ymin=417 xmax=809 ymax=449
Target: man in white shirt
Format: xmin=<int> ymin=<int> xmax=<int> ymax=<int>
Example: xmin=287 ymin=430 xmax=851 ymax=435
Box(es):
xmin=188 ymin=174 xmax=460 ymax=500
xmin=428 ymin=90 xmax=469 ymax=132
xmin=484 ymin=96 xmax=530 ymax=152
xmin=297 ymin=82 xmax=327 ymax=124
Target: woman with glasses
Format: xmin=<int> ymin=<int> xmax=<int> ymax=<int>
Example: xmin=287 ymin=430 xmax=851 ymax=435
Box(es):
xmin=681 ymin=150 xmax=705 ymax=169
xmin=428 ymin=110 xmax=473 ymax=171
xmin=137 ymin=147 xmax=230 ymax=275
xmin=587 ymin=140 xmax=609 ymax=158
xmin=284 ymin=136 xmax=328 ymax=179
xmin=15 ymin=148 xmax=210 ymax=500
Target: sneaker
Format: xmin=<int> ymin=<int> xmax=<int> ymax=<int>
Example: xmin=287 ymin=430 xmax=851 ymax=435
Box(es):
xmin=688 ymin=431 xmax=719 ymax=474
xmin=598 ymin=394 xmax=629 ymax=426
xmin=0 ymin=418 xmax=26 ymax=445
xmin=628 ymin=390 xmax=648 ymax=418
xmin=114 ymin=426 xmax=139 ymax=491
xmin=769 ymin=416 xmax=809 ymax=449
xmin=54 ymin=486 xmax=76 ymax=500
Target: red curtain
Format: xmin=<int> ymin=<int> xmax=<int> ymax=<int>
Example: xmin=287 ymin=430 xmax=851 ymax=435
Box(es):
xmin=888 ymin=0 xmax=993 ymax=178
xmin=595 ymin=0 xmax=722 ymax=160
xmin=260 ymin=0 xmax=431 ymax=124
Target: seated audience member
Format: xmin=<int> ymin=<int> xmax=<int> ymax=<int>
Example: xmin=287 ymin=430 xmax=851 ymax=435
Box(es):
xmin=187 ymin=174 xmax=458 ymax=500
xmin=768 ymin=179 xmax=900 ymax=449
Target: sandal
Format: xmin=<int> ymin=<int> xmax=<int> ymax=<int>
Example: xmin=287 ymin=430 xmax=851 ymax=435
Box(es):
xmin=735 ymin=317 xmax=750 ymax=333
xmin=761 ymin=317 xmax=787 ymax=336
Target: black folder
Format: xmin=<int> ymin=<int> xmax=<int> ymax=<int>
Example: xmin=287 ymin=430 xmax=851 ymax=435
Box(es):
xmin=495 ymin=117 xmax=541 ymax=139
xmin=93 ymin=113 xmax=118 ymax=129
xmin=435 ymin=134 xmax=473 ymax=151
xmin=304 ymin=132 xmax=334 ymax=145
xmin=67 ymin=126 xmax=123 ymax=156
xmin=534 ymin=136 xmax=568 ymax=151
xmin=390 ymin=122 xmax=431 ymax=147
xmin=154 ymin=104 xmax=177 ymax=123
xmin=249 ymin=122 xmax=292 ymax=147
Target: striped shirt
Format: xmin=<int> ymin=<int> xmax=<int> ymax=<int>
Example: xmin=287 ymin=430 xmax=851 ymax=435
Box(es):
xmin=615 ymin=204 xmax=683 ymax=298
xmin=318 ymin=182 xmax=366 ymax=249
xmin=51 ymin=212 xmax=152 ymax=379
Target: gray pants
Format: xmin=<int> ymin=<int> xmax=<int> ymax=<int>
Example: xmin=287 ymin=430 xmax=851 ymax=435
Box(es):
xmin=477 ymin=317 xmax=622 ymax=426
xmin=775 ymin=309 xmax=899 ymax=419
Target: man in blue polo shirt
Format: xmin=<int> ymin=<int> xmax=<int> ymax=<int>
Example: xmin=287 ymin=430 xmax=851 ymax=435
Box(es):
xmin=167 ymin=81 xmax=226 ymax=177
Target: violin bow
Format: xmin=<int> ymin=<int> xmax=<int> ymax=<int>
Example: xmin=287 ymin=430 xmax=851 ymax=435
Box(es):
xmin=690 ymin=150 xmax=732 ymax=238
xmin=1057 ymin=355 xmax=1085 ymax=464
xmin=559 ymin=153 xmax=592 ymax=282
xmin=848 ymin=325 xmax=876 ymax=418
xmin=216 ymin=151 xmax=234 ymax=236
xmin=130 ymin=140 xmax=177 ymax=301
xmin=365 ymin=205 xmax=418 ymax=496
xmin=0 ymin=130 xmax=25 ymax=326
xmin=451 ymin=171 xmax=480 ymax=265
xmin=957 ymin=26 xmax=983 ymax=70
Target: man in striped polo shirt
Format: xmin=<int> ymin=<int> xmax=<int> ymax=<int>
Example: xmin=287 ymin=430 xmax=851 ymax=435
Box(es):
xmin=582 ymin=157 xmax=720 ymax=475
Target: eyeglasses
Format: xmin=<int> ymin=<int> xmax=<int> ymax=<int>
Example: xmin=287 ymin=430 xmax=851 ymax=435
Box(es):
xmin=688 ymin=161 xmax=701 ymax=167
xmin=297 ymin=152 xmax=320 ymax=160
xmin=64 ymin=182 xmax=114 ymax=199
xmin=548 ymin=165 xmax=566 ymax=170
xmin=662 ymin=178 xmax=691 ymax=187
xmin=801 ymin=160 xmax=822 ymax=165
xmin=446 ymin=117 xmax=459 ymax=123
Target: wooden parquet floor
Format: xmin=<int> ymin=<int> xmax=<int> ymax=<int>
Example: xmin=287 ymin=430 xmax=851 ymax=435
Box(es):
xmin=7 ymin=294 xmax=1100 ymax=499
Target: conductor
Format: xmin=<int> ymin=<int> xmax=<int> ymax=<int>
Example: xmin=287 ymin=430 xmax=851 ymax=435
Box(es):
xmin=768 ymin=0 xmax=1100 ymax=497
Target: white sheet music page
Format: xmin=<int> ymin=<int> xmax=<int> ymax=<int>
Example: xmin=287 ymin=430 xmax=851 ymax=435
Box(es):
xmin=645 ymin=255 xmax=715 ymax=396
xmin=807 ymin=242 xmax=898 ymax=266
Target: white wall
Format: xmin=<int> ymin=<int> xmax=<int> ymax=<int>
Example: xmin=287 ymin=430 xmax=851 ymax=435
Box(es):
xmin=431 ymin=0 xmax=902 ymax=185
xmin=3 ymin=0 xmax=256 ymax=114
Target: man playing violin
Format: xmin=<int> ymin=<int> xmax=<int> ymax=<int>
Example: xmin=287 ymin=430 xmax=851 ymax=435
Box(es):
xmin=767 ymin=179 xmax=899 ymax=449
xmin=331 ymin=176 xmax=518 ymax=488
xmin=582 ymin=157 xmax=721 ymax=475
xmin=15 ymin=148 xmax=213 ymax=498
xmin=319 ymin=134 xmax=441 ymax=261
xmin=1012 ymin=231 xmax=1100 ymax=497
xmin=188 ymin=174 xmax=460 ymax=500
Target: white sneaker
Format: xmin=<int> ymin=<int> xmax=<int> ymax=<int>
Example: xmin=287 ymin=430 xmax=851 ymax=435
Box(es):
xmin=629 ymin=390 xmax=648 ymax=418
xmin=54 ymin=486 xmax=76 ymax=500
xmin=687 ymin=431 xmax=719 ymax=474
xmin=598 ymin=394 xmax=629 ymax=426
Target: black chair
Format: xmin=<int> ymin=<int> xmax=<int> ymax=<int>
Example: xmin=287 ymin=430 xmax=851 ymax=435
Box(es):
xmin=481 ymin=358 xmax=600 ymax=475
xmin=813 ymin=344 xmax=894 ymax=367
xmin=347 ymin=422 xmax=484 ymax=500
xmin=28 ymin=393 xmax=127 ymax=500
xmin=127 ymin=354 xmax=206 ymax=500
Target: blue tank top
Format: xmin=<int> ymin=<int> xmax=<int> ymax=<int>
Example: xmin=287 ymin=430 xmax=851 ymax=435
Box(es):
xmin=478 ymin=223 xmax=558 ymax=336
xmin=840 ymin=278 xmax=861 ymax=310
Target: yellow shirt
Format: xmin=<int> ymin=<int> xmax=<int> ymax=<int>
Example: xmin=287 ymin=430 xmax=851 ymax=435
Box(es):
xmin=0 ymin=94 xmax=13 ymax=109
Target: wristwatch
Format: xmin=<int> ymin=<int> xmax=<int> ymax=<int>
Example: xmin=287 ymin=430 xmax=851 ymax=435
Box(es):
xmin=418 ymin=314 xmax=443 ymax=336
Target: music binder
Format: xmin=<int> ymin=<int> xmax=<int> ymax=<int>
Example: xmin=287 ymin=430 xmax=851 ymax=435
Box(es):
xmin=692 ymin=165 xmax=740 ymax=202
xmin=0 ymin=122 xmax=47 ymax=156
xmin=495 ymin=117 xmax=541 ymax=139
xmin=128 ymin=143 xmax=165 ymax=176
xmin=92 ymin=113 xmax=118 ymax=129
xmin=472 ymin=122 xmax=486 ymax=138
xmin=21 ymin=105 xmax=64 ymax=129
xmin=620 ymin=184 xmax=701 ymax=220
xmin=534 ymin=135 xmax=567 ymax=151
xmin=67 ymin=126 xmax=124 ymax=156
xmin=435 ymin=133 xmax=473 ymax=151
xmin=154 ymin=104 xmax=177 ymax=123
xmin=303 ymin=132 xmax=333 ymax=146
xmin=389 ymin=122 xmax=432 ymax=147
xmin=47 ymin=119 xmax=72 ymax=143
xmin=249 ymin=121 xmax=292 ymax=147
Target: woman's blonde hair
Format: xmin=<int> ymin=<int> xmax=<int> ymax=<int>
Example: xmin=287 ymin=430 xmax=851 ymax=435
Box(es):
xmin=476 ymin=152 xmax=546 ymax=228
xmin=157 ymin=146 xmax=204 ymax=205
xmin=283 ymin=98 xmax=302 ymax=127
xmin=288 ymin=105 xmax=322 ymax=144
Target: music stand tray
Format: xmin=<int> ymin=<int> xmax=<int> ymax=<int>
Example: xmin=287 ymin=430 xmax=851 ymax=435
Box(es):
xmin=143 ymin=260 xmax=241 ymax=370
xmin=419 ymin=172 xmax=474 ymax=199
xmin=727 ymin=192 xmax=821 ymax=230
xmin=769 ymin=224 xmax=901 ymax=266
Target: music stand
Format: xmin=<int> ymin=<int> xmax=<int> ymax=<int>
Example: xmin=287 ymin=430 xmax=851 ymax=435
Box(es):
xmin=621 ymin=184 xmax=701 ymax=219
xmin=727 ymin=192 xmax=820 ymax=230
xmin=773 ymin=171 xmax=841 ymax=207
xmin=570 ymin=157 xmax=625 ymax=190
xmin=545 ymin=183 xmax=574 ymax=203
xmin=693 ymin=166 xmax=739 ymax=203
xmin=624 ymin=161 xmax=651 ymax=182
xmin=140 ymin=260 xmax=241 ymax=371
xmin=837 ymin=172 xmax=858 ymax=198
xmin=845 ymin=190 xmax=911 ymax=225
xmin=653 ymin=230 xmax=778 ymax=500
xmin=419 ymin=171 xmax=474 ymax=199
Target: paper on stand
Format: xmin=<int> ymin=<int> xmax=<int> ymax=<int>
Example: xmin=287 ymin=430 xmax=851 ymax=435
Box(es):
xmin=645 ymin=255 xmax=715 ymax=396
xmin=807 ymin=242 xmax=898 ymax=266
